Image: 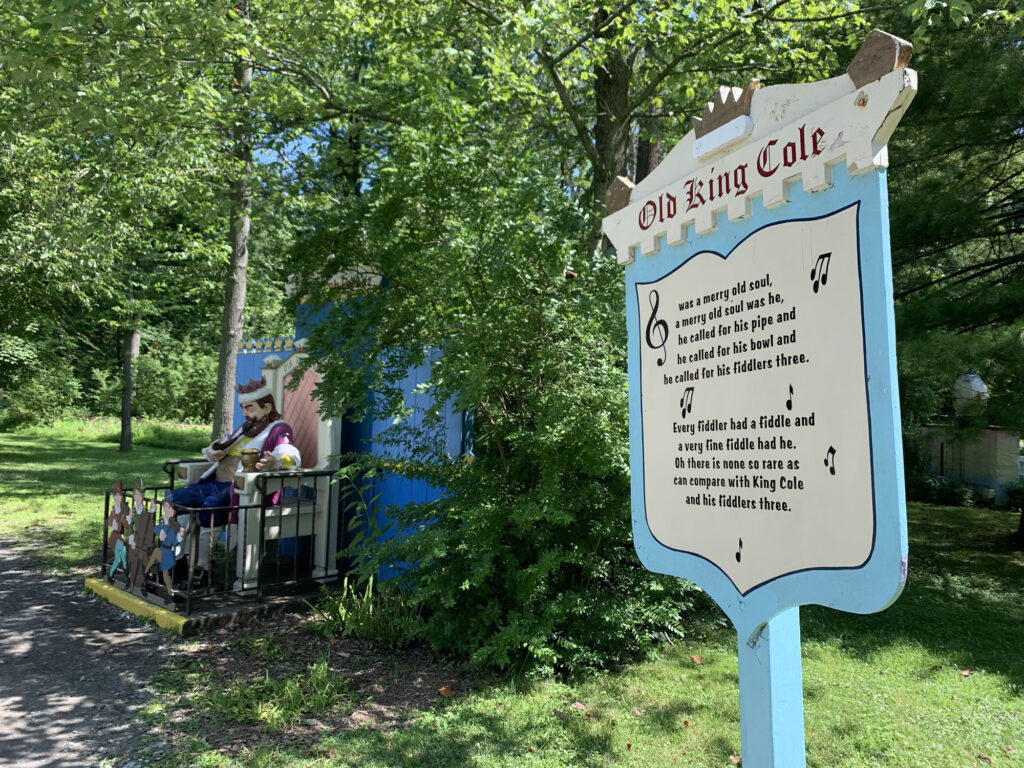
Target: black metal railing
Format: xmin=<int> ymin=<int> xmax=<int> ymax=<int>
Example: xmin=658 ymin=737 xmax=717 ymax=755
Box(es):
xmin=253 ymin=469 xmax=337 ymax=603
xmin=101 ymin=467 xmax=340 ymax=615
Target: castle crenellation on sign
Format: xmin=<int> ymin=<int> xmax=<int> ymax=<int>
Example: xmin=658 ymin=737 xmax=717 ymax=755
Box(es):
xmin=604 ymin=37 xmax=918 ymax=265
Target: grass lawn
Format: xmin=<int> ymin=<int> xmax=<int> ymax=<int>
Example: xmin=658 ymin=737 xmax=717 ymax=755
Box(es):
xmin=2 ymin=421 xmax=1022 ymax=766
xmin=0 ymin=417 xmax=209 ymax=571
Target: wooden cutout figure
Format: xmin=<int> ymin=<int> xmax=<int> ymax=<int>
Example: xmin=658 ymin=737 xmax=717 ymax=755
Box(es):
xmin=106 ymin=480 xmax=130 ymax=584
xmin=146 ymin=501 xmax=181 ymax=606
xmin=127 ymin=478 xmax=154 ymax=594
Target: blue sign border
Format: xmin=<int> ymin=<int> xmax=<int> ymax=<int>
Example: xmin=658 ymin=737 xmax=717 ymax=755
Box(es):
xmin=625 ymin=166 xmax=908 ymax=641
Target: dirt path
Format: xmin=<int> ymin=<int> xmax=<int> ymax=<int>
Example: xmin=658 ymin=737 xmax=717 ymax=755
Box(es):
xmin=0 ymin=537 xmax=477 ymax=767
xmin=0 ymin=541 xmax=175 ymax=768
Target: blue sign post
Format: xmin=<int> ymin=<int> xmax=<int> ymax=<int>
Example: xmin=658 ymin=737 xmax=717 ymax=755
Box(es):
xmin=603 ymin=31 xmax=917 ymax=767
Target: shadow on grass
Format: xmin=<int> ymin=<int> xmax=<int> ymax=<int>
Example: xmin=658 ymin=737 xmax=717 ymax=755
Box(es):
xmin=0 ymin=435 xmax=182 ymax=500
xmin=1 ymin=434 xmax=192 ymax=570
xmin=301 ymin=706 xmax=683 ymax=768
xmin=277 ymin=702 xmax=743 ymax=768
xmin=802 ymin=504 xmax=1024 ymax=690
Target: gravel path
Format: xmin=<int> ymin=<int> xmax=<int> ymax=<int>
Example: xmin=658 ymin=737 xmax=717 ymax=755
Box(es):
xmin=0 ymin=542 xmax=175 ymax=768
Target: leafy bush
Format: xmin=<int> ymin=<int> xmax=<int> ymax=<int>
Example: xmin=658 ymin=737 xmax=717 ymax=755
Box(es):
xmin=909 ymin=475 xmax=978 ymax=508
xmin=293 ymin=128 xmax=717 ymax=677
xmin=337 ymin=323 xmax=713 ymax=676
xmin=134 ymin=340 xmax=217 ymax=423
xmin=1004 ymin=481 xmax=1024 ymax=511
xmin=86 ymin=368 xmax=122 ymax=417
xmin=0 ymin=331 xmax=80 ymax=428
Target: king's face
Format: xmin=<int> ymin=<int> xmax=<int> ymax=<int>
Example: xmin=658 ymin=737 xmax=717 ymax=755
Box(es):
xmin=242 ymin=401 xmax=273 ymax=422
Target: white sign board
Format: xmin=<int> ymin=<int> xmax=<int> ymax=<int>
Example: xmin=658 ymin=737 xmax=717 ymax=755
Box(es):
xmin=638 ymin=203 xmax=873 ymax=595
xmin=604 ymin=32 xmax=917 ymax=766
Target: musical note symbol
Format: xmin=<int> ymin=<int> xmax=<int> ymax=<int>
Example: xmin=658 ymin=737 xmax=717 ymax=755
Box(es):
xmin=735 ymin=538 xmax=743 ymax=563
xmin=645 ymin=289 xmax=670 ymax=366
xmin=680 ymin=387 xmax=695 ymax=419
xmin=786 ymin=384 xmax=794 ymax=411
xmin=824 ymin=446 xmax=837 ymax=475
xmin=810 ymin=252 xmax=832 ymax=293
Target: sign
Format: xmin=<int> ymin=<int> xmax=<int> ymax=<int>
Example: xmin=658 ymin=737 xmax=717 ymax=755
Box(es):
xmin=603 ymin=30 xmax=916 ymax=768
xmin=638 ymin=203 xmax=872 ymax=596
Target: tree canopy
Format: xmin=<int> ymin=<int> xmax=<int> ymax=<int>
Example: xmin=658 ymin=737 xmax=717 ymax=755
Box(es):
xmin=1 ymin=0 xmax=1021 ymax=671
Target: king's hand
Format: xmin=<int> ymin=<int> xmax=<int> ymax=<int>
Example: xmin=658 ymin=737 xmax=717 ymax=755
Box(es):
xmin=255 ymin=454 xmax=278 ymax=472
xmin=204 ymin=446 xmax=226 ymax=462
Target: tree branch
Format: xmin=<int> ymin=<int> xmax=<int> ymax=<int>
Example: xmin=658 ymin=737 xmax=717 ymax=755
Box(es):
xmin=536 ymin=47 xmax=602 ymax=174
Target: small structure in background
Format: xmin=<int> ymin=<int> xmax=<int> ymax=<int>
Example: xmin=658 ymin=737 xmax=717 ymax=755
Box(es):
xmin=919 ymin=371 xmax=1021 ymax=505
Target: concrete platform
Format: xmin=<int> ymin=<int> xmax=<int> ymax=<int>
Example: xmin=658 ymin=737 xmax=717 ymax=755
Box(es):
xmin=84 ymin=577 xmax=323 ymax=635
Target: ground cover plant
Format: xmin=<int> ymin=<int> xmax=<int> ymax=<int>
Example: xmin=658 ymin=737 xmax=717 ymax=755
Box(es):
xmin=138 ymin=503 xmax=1023 ymax=768
xmin=0 ymin=418 xmax=210 ymax=571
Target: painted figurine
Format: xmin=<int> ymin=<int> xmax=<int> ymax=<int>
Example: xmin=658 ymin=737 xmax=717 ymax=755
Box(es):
xmin=146 ymin=500 xmax=181 ymax=606
xmin=168 ymin=378 xmax=301 ymax=588
xmin=128 ymin=478 xmax=154 ymax=594
xmin=106 ymin=480 xmax=130 ymax=584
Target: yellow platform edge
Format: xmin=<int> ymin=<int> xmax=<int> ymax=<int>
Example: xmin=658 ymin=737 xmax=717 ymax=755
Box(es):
xmin=84 ymin=577 xmax=189 ymax=635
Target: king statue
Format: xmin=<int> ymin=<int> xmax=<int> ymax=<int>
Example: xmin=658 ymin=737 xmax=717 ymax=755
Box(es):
xmin=168 ymin=377 xmax=301 ymax=588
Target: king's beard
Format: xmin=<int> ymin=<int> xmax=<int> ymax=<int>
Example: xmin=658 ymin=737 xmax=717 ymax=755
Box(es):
xmin=241 ymin=413 xmax=274 ymax=437
xmin=211 ymin=412 xmax=276 ymax=451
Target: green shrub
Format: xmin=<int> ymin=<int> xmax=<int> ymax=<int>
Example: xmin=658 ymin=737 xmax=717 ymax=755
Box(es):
xmin=0 ymin=348 xmax=80 ymax=428
xmin=1004 ymin=480 xmax=1024 ymax=511
xmin=296 ymin=147 xmax=717 ymax=678
xmin=86 ymin=368 xmax=121 ymax=417
xmin=913 ymin=476 xmax=977 ymax=507
xmin=134 ymin=340 xmax=217 ymax=423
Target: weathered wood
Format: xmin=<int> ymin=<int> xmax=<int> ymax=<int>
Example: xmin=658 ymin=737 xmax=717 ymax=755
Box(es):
xmin=692 ymin=80 xmax=761 ymax=139
xmin=605 ymin=175 xmax=635 ymax=215
xmin=847 ymin=29 xmax=913 ymax=89
xmin=738 ymin=609 xmax=806 ymax=768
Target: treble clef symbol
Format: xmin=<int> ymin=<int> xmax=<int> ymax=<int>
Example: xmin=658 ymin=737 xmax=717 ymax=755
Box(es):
xmin=645 ymin=289 xmax=670 ymax=366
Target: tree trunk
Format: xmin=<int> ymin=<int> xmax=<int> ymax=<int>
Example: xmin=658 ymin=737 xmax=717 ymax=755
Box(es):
xmin=119 ymin=327 xmax=140 ymax=452
xmin=211 ymin=7 xmax=253 ymax=442
xmin=636 ymin=106 xmax=662 ymax=184
xmin=592 ymin=48 xmax=632 ymax=211
xmin=587 ymin=14 xmax=633 ymax=257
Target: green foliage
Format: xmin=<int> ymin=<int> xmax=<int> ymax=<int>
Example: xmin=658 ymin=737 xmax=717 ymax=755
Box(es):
xmin=1003 ymin=480 xmax=1024 ymax=511
xmin=292 ymin=120 xmax=710 ymax=675
xmin=0 ymin=2 xmax=295 ymax=430
xmin=284 ymin=0 xmax=879 ymax=677
xmin=205 ymin=660 xmax=353 ymax=730
xmin=0 ymin=324 xmax=80 ymax=428
xmin=308 ymin=577 xmax=424 ymax=650
xmin=887 ymin=2 xmax=1024 ymax=430
xmin=134 ymin=340 xmax=218 ymax=423
xmin=908 ymin=475 xmax=978 ymax=507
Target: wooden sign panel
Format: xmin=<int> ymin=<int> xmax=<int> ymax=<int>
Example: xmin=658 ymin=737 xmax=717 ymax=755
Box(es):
xmin=604 ymin=47 xmax=915 ymax=645
xmin=638 ymin=202 xmax=871 ymax=595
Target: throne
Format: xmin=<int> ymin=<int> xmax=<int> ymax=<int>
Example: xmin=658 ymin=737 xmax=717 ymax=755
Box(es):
xmin=171 ymin=343 xmax=342 ymax=597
